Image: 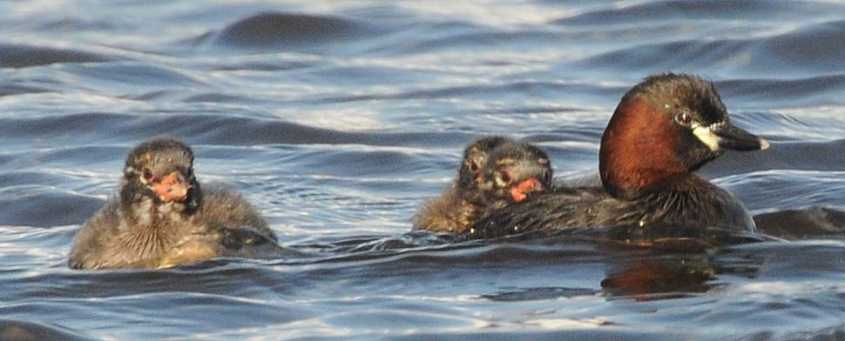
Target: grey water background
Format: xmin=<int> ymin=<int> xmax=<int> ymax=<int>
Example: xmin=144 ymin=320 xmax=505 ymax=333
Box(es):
xmin=2 ymin=0 xmax=845 ymax=339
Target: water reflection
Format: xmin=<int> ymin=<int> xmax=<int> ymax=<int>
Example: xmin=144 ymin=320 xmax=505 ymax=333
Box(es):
xmin=601 ymin=253 xmax=717 ymax=300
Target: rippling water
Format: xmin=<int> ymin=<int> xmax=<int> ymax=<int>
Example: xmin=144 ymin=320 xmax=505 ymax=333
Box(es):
xmin=2 ymin=1 xmax=845 ymax=339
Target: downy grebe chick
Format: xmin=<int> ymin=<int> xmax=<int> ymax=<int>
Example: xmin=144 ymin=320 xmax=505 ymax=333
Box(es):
xmin=468 ymin=74 xmax=769 ymax=242
xmin=477 ymin=141 xmax=552 ymax=212
xmin=413 ymin=136 xmax=510 ymax=233
xmin=413 ymin=137 xmax=551 ymax=233
xmin=68 ymin=138 xmax=281 ymax=270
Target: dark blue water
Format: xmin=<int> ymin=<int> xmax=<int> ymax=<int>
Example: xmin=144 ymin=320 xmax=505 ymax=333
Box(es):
xmin=2 ymin=1 xmax=845 ymax=339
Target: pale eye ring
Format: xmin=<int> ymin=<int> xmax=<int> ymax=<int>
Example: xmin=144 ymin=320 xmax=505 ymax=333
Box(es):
xmin=675 ymin=111 xmax=693 ymax=126
xmin=142 ymin=169 xmax=154 ymax=181
xmin=468 ymin=160 xmax=479 ymax=172
xmin=498 ymin=170 xmax=511 ymax=184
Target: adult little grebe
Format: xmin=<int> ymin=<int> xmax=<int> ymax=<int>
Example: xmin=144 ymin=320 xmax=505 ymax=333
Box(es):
xmin=468 ymin=74 xmax=768 ymax=242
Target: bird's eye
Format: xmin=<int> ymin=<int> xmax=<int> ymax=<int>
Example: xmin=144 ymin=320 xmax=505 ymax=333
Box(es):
xmin=468 ymin=161 xmax=479 ymax=172
xmin=498 ymin=170 xmax=511 ymax=184
xmin=142 ymin=169 xmax=153 ymax=181
xmin=675 ymin=112 xmax=693 ymax=127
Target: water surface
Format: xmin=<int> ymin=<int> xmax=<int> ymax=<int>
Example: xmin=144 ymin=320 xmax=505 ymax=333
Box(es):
xmin=2 ymin=1 xmax=845 ymax=339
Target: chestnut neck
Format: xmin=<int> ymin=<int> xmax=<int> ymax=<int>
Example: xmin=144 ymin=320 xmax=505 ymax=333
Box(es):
xmin=599 ymin=96 xmax=690 ymax=199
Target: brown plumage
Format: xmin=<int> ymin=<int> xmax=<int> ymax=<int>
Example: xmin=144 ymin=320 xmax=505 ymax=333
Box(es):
xmin=413 ymin=137 xmax=552 ymax=234
xmin=68 ymin=138 xmax=282 ymax=270
xmin=469 ymin=74 xmax=769 ymax=242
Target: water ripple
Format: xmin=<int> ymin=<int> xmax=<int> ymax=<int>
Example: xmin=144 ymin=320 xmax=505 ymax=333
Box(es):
xmin=0 ymin=43 xmax=114 ymax=68
xmin=2 ymin=1 xmax=845 ymax=339
xmin=212 ymin=12 xmax=376 ymax=50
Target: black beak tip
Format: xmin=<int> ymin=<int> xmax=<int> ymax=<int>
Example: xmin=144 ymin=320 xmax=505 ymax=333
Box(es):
xmin=715 ymin=123 xmax=770 ymax=152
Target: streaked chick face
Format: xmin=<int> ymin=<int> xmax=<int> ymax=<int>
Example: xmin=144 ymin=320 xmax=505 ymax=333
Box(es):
xmin=482 ymin=142 xmax=552 ymax=205
xmin=124 ymin=138 xmax=195 ymax=204
xmin=457 ymin=136 xmax=513 ymax=194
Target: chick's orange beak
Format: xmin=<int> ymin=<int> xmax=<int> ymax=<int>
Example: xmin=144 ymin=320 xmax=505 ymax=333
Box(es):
xmin=152 ymin=171 xmax=191 ymax=203
xmin=510 ymin=177 xmax=545 ymax=202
